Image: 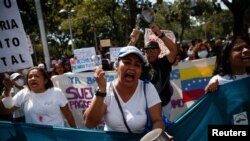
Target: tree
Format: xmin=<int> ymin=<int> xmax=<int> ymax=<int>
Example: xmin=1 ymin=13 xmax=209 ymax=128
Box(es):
xmin=17 ymin=0 xmax=67 ymax=63
xmin=163 ymin=0 xmax=195 ymax=43
xmin=203 ymin=10 xmax=233 ymax=39
xmin=221 ymin=0 xmax=250 ymax=36
xmin=15 ymin=0 xmax=241 ymax=65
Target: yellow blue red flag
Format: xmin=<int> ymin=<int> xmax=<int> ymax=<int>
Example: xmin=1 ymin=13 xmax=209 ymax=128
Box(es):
xmin=169 ymin=57 xmax=216 ymax=121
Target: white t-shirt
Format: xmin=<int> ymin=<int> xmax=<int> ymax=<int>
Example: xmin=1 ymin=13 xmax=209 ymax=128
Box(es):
xmin=208 ymin=73 xmax=249 ymax=85
xmin=103 ymin=80 xmax=161 ymax=133
xmin=10 ymin=86 xmax=25 ymax=118
xmin=13 ymin=87 xmax=68 ymax=127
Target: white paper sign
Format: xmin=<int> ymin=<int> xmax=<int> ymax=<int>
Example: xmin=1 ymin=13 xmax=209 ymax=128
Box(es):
xmin=0 ymin=0 xmax=33 ymax=73
xmin=144 ymin=28 xmax=176 ymax=58
xmin=109 ymin=47 xmax=122 ymax=62
xmin=72 ymin=47 xmax=97 ymax=72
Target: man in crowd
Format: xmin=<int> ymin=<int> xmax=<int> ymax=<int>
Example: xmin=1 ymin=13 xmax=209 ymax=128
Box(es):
xmin=128 ymin=23 xmax=177 ymax=117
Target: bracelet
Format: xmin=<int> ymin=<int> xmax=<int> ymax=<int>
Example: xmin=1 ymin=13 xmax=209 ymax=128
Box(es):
xmin=95 ymin=90 xmax=106 ymax=97
xmin=158 ymin=32 xmax=165 ymax=38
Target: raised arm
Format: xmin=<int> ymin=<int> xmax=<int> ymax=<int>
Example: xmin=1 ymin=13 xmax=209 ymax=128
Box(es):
xmin=149 ymin=23 xmax=177 ymax=63
xmin=0 ymin=78 xmax=18 ymax=114
xmin=83 ymin=67 xmax=107 ymax=128
xmin=128 ymin=28 xmax=141 ymax=46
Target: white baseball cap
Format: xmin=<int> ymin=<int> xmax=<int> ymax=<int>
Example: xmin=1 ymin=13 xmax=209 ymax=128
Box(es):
xmin=10 ymin=73 xmax=22 ymax=81
xmin=118 ymin=46 xmax=145 ymax=63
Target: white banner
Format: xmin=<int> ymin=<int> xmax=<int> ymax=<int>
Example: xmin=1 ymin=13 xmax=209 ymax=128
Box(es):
xmin=51 ymin=71 xmax=117 ymax=128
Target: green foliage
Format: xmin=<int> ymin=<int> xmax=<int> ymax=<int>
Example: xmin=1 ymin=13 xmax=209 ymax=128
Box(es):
xmin=15 ymin=0 xmax=248 ymax=63
xmin=203 ymin=10 xmax=233 ymax=39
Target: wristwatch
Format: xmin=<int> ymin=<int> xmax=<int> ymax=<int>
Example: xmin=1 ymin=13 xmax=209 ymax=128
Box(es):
xmin=95 ymin=90 xmax=106 ymax=97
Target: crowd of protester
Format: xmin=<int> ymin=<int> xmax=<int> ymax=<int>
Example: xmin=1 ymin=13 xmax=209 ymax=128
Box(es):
xmin=1 ymin=28 xmax=249 ymax=141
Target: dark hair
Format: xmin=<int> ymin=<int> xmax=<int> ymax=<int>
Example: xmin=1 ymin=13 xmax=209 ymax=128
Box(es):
xmin=213 ymin=35 xmax=250 ymax=77
xmin=53 ymin=62 xmax=66 ymax=75
xmin=192 ymin=42 xmax=210 ymax=59
xmin=26 ymin=67 xmax=54 ymax=90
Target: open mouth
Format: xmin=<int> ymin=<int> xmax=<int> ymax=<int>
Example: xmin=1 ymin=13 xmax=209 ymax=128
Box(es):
xmin=30 ymin=82 xmax=39 ymax=88
xmin=124 ymin=72 xmax=135 ymax=81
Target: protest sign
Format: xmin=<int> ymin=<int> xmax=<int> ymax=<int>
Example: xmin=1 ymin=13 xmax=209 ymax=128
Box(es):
xmin=144 ymin=28 xmax=176 ymax=58
xmin=109 ymin=47 xmax=122 ymax=62
xmin=71 ymin=47 xmax=100 ymax=72
xmin=0 ymin=0 xmax=33 ymax=73
xmin=51 ymin=71 xmax=117 ymax=128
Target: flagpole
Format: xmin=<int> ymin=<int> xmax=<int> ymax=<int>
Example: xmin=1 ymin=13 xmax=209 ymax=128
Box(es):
xmin=34 ymin=0 xmax=50 ymax=71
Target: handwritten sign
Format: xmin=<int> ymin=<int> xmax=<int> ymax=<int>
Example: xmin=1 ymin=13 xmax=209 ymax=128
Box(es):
xmin=0 ymin=0 xmax=33 ymax=73
xmin=51 ymin=71 xmax=117 ymax=128
xmin=109 ymin=47 xmax=122 ymax=62
xmin=72 ymin=47 xmax=98 ymax=72
xmin=144 ymin=28 xmax=176 ymax=58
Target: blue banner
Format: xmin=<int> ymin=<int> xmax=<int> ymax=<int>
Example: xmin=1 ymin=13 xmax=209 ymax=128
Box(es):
xmin=167 ymin=77 xmax=250 ymax=141
xmin=0 ymin=121 xmax=144 ymax=141
xmin=1 ymin=77 xmax=249 ymax=141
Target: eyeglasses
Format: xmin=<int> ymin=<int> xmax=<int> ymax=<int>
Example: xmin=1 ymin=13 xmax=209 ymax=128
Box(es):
xmin=144 ymin=48 xmax=159 ymax=53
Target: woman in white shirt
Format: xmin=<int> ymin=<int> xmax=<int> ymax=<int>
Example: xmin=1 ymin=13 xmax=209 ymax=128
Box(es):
xmin=1 ymin=67 xmax=76 ymax=128
xmin=83 ymin=46 xmax=172 ymax=139
xmin=205 ymin=36 xmax=250 ymax=92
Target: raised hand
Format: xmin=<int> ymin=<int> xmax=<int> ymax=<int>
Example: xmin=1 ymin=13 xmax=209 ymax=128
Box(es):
xmin=93 ymin=66 xmax=106 ymax=92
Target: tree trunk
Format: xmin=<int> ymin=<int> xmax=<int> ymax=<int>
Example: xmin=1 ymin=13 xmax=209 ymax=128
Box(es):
xmin=180 ymin=24 xmax=185 ymax=44
xmin=222 ymin=0 xmax=250 ymax=36
xmin=233 ymin=12 xmax=245 ymax=36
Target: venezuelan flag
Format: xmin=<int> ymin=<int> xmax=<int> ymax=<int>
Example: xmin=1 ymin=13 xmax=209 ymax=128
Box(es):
xmin=167 ymin=77 xmax=250 ymax=141
xmin=179 ymin=58 xmax=215 ymax=102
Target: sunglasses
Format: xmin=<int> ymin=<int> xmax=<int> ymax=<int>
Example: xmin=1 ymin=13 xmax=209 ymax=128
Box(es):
xmin=144 ymin=48 xmax=159 ymax=53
